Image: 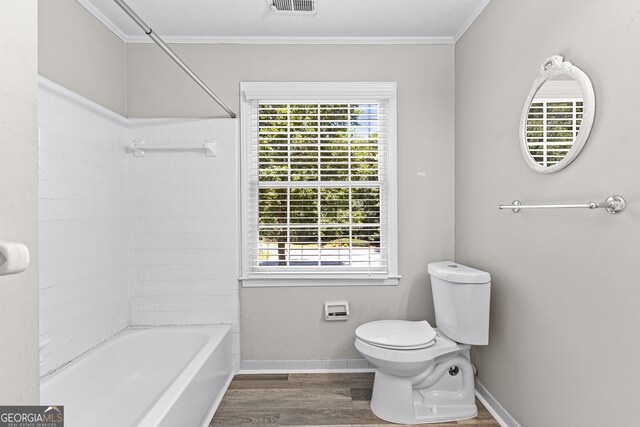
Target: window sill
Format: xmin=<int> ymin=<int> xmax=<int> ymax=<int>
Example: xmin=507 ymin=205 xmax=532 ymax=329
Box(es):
xmin=240 ymin=275 xmax=401 ymax=288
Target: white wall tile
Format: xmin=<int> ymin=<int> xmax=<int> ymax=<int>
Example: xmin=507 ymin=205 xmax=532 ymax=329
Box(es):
xmin=38 ymin=86 xmax=129 ymax=376
xmin=127 ymin=119 xmax=240 ymax=366
xmin=39 ymin=87 xmax=240 ymax=376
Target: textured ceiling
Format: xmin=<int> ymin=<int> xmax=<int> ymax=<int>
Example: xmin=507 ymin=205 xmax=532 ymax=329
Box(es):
xmin=79 ymin=0 xmax=491 ymax=43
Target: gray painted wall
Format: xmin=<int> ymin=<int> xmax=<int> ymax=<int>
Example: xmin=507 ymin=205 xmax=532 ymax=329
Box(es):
xmin=38 ymin=0 xmax=127 ymax=115
xmin=127 ymin=44 xmax=455 ymax=359
xmin=0 ymin=0 xmax=39 ymax=403
xmin=31 ymin=1 xmax=640 ymax=422
xmin=455 ymin=0 xmax=640 ymax=425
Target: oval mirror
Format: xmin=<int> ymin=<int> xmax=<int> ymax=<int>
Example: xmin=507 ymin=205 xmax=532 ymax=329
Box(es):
xmin=519 ymin=55 xmax=595 ymax=173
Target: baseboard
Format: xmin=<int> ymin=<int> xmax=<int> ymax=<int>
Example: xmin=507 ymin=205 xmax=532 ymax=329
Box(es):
xmin=239 ymin=368 xmax=375 ymax=374
xmin=475 ymin=380 xmax=521 ymax=427
xmin=240 ymin=358 xmax=375 ymax=373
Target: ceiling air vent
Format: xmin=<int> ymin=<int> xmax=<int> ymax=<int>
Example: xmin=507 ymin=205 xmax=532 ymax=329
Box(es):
xmin=269 ymin=0 xmax=317 ymax=15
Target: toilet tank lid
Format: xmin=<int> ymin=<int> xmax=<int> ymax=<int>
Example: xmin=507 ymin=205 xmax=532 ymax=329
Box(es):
xmin=428 ymin=261 xmax=490 ymax=284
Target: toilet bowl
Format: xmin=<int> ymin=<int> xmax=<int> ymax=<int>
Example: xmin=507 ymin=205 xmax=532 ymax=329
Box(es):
xmin=354 ymin=261 xmax=491 ymax=424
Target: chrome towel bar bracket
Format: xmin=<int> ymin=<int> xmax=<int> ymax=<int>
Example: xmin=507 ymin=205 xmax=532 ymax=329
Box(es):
xmin=499 ymin=195 xmax=626 ymax=214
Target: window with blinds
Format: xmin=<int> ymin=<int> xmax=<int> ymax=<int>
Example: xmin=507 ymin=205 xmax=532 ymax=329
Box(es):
xmin=525 ymin=100 xmax=583 ymax=167
xmin=240 ymin=83 xmax=398 ymax=284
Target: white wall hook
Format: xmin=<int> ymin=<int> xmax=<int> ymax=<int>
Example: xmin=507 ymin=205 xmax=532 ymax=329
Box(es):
xmin=0 ymin=241 xmax=30 ymax=276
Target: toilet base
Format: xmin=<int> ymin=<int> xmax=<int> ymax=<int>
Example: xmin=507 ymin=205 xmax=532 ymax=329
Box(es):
xmin=370 ymin=352 xmax=477 ymax=424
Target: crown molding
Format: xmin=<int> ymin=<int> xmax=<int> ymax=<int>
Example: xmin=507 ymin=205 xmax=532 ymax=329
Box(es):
xmin=454 ymin=0 xmax=491 ymax=42
xmin=76 ymin=0 xmax=129 ymax=42
xmin=124 ymin=35 xmax=455 ymax=45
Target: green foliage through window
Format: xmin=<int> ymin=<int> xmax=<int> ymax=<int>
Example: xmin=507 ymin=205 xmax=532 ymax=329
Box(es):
xmin=256 ymin=102 xmax=385 ymax=268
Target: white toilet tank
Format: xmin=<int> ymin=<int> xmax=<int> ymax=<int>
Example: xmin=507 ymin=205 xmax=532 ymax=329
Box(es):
xmin=427 ymin=261 xmax=491 ymax=345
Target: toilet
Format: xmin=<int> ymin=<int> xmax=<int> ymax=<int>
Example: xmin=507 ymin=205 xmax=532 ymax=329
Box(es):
xmin=354 ymin=261 xmax=491 ymax=424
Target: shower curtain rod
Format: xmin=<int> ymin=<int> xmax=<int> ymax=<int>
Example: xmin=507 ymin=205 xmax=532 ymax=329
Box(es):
xmin=113 ymin=0 xmax=237 ymax=119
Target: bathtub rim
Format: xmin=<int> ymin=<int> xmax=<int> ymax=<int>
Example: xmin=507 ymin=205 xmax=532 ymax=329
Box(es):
xmin=40 ymin=325 xmax=235 ymax=427
xmin=40 ymin=324 xmax=228 ymax=381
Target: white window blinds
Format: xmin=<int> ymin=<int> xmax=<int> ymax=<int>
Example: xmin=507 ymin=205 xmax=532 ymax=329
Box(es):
xmin=240 ymin=83 xmax=398 ymax=284
xmin=526 ymin=100 xmax=583 ymax=168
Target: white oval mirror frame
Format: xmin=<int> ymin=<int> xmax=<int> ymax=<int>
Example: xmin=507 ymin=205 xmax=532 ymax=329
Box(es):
xmin=519 ymin=55 xmax=595 ymax=173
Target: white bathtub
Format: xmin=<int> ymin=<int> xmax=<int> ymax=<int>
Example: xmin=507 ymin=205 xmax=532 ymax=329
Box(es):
xmin=41 ymin=326 xmax=232 ymax=427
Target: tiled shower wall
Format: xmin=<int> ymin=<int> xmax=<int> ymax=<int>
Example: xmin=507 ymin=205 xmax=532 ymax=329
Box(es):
xmin=38 ymin=80 xmax=129 ymax=375
xmin=126 ymin=118 xmax=240 ymax=364
xmin=38 ymin=79 xmax=239 ymax=375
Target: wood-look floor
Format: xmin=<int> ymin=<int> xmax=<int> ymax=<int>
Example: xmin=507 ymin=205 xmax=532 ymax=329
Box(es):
xmin=209 ymin=373 xmax=499 ymax=426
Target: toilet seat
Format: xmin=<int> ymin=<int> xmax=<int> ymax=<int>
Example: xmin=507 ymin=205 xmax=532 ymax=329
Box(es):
xmin=355 ymin=320 xmax=437 ymax=350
